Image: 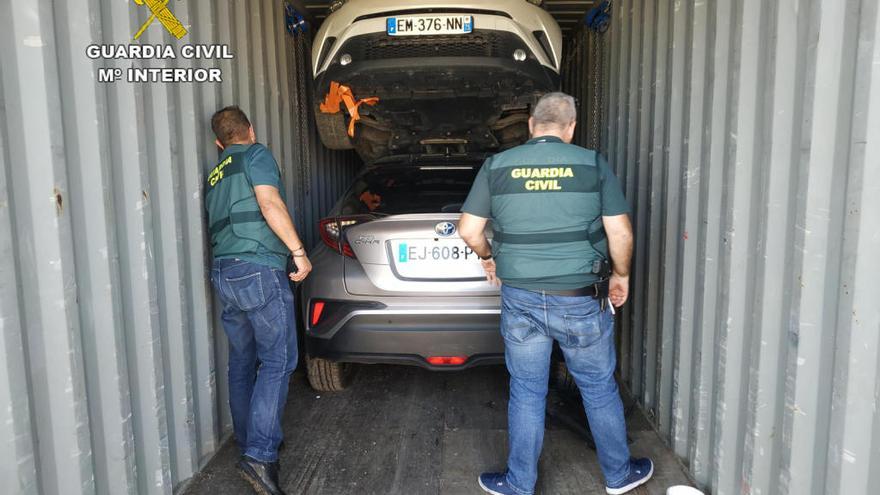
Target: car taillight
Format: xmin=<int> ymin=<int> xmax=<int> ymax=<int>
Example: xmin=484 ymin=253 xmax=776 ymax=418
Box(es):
xmin=426 ymin=356 xmax=468 ymax=366
xmin=318 ymin=216 xmax=370 ymax=258
xmin=311 ymin=301 xmax=326 ymax=326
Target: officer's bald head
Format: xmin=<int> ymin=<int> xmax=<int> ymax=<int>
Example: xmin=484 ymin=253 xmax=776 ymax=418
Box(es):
xmin=529 ymin=92 xmax=577 ymax=143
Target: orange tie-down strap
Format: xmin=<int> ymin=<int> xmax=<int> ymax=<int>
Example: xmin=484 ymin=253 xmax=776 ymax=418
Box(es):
xmin=319 ymin=81 xmax=380 ymax=137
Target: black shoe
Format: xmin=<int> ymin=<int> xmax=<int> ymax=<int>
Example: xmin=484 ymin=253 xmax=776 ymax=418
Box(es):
xmin=237 ymin=456 xmax=286 ymax=495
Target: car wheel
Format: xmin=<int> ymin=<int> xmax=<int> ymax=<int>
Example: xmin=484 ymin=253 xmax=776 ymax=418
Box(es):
xmin=315 ymin=110 xmax=354 ymax=150
xmin=306 ymin=356 xmax=353 ymax=392
xmin=498 ymin=120 xmax=530 ymax=150
xmin=553 ymin=358 xmax=578 ymax=394
xmin=353 ymin=126 xmax=390 ymax=162
xmin=552 ymin=357 xmax=637 ymax=422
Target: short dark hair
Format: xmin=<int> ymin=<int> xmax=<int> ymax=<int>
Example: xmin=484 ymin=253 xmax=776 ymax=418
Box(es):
xmin=211 ymin=106 xmax=251 ymax=146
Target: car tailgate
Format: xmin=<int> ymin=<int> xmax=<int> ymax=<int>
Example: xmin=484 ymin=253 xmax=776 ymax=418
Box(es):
xmin=343 ymin=213 xmax=498 ymax=296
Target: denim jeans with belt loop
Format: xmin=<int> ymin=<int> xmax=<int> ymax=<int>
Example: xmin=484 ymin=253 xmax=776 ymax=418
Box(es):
xmin=500 ymin=284 xmax=631 ymax=494
xmin=210 ymin=258 xmax=298 ymax=463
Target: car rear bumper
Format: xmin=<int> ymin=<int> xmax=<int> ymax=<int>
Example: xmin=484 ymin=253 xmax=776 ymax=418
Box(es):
xmin=305 ymin=307 xmax=504 ymax=370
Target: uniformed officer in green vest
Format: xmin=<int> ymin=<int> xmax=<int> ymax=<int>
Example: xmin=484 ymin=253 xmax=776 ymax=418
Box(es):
xmin=205 ymin=106 xmax=311 ymax=495
xmin=460 ymin=93 xmax=653 ymax=495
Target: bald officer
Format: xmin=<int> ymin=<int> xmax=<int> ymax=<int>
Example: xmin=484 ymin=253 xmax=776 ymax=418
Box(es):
xmin=459 ymin=92 xmax=653 ymax=495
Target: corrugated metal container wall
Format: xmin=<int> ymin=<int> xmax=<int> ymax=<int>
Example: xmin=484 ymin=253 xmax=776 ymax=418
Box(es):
xmin=0 ymin=1 xmax=360 ymax=494
xmin=562 ymin=28 xmax=607 ymax=151
xmin=565 ymin=1 xmax=879 ymax=494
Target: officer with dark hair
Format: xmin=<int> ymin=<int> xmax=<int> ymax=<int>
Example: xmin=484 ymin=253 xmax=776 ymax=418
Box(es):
xmin=459 ymin=92 xmax=653 ymax=495
xmin=206 ymin=106 xmax=311 ymax=495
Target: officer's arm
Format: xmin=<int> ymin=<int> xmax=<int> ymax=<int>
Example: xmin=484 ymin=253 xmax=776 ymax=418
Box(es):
xmin=603 ymin=214 xmax=633 ymax=307
xmin=254 ymin=184 xmax=305 ymax=254
xmin=603 ymin=214 xmax=632 ymax=276
xmin=458 ymin=213 xmax=492 ymax=259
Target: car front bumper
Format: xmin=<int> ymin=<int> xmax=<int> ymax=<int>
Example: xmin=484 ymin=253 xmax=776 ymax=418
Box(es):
xmin=315 ymin=55 xmax=560 ymax=100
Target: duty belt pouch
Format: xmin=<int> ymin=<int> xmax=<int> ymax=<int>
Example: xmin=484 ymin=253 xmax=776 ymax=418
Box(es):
xmin=594 ymin=280 xmax=610 ymax=312
xmin=593 ymin=279 xmax=610 ymax=299
xmin=591 ymin=259 xmax=612 ymax=277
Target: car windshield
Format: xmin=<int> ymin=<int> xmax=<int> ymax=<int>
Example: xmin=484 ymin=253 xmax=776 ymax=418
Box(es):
xmin=337 ymin=165 xmax=479 ymax=215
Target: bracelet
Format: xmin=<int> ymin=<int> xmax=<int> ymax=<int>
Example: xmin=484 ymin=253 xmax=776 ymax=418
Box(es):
xmin=293 ymin=252 xmax=307 ymax=258
xmin=292 ymin=246 xmax=305 ymax=254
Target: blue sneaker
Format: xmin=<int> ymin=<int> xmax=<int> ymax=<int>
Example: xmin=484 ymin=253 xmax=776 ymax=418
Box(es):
xmin=605 ymin=458 xmax=654 ymax=494
xmin=478 ymin=471 xmax=521 ymax=495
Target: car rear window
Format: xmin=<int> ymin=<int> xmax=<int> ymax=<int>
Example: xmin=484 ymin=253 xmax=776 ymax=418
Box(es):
xmin=337 ymin=166 xmax=479 ymax=215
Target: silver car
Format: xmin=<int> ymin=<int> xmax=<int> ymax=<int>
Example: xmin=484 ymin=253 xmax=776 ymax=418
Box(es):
xmin=300 ymin=154 xmax=502 ymax=391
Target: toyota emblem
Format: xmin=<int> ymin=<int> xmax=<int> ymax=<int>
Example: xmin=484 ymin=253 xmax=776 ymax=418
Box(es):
xmin=435 ymin=221 xmax=456 ymax=237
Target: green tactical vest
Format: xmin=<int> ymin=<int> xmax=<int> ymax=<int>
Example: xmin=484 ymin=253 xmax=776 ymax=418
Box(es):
xmin=488 ymin=136 xmax=608 ymax=288
xmin=205 ymin=144 xmax=288 ymax=260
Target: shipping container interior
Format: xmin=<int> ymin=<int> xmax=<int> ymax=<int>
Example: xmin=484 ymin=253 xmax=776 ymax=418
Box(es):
xmin=0 ymin=1 xmax=878 ymax=495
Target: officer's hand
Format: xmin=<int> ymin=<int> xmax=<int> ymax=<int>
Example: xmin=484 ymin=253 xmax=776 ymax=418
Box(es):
xmin=481 ymin=258 xmax=499 ymax=286
xmin=609 ymin=273 xmax=629 ymax=307
xmin=290 ymin=255 xmax=312 ymax=282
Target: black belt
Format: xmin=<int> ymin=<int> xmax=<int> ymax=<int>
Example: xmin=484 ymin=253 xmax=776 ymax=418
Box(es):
xmin=543 ymin=279 xmax=608 ymax=298
xmin=493 ymin=229 xmax=607 ymax=245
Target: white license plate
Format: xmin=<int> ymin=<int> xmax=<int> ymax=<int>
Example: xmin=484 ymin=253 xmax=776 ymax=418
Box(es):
xmin=386 ymin=15 xmax=474 ymax=36
xmin=392 ymin=239 xmax=484 ymax=280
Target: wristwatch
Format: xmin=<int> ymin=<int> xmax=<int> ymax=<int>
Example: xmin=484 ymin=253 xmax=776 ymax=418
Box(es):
xmin=479 ymin=253 xmax=493 ymax=261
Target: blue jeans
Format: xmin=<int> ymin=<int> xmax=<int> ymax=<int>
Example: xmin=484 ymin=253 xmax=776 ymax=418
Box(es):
xmin=500 ymin=284 xmax=630 ymax=493
xmin=210 ymin=259 xmax=298 ymax=463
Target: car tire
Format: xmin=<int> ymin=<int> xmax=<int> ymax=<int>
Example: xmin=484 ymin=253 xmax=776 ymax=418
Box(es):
xmin=353 ymin=126 xmax=391 ymax=162
xmin=552 ymin=356 xmax=637 ymax=423
xmin=315 ymin=110 xmax=354 ymax=150
xmin=498 ymin=120 xmax=530 ymax=150
xmin=553 ymin=358 xmax=579 ymax=394
xmin=306 ymin=356 xmax=352 ymax=392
